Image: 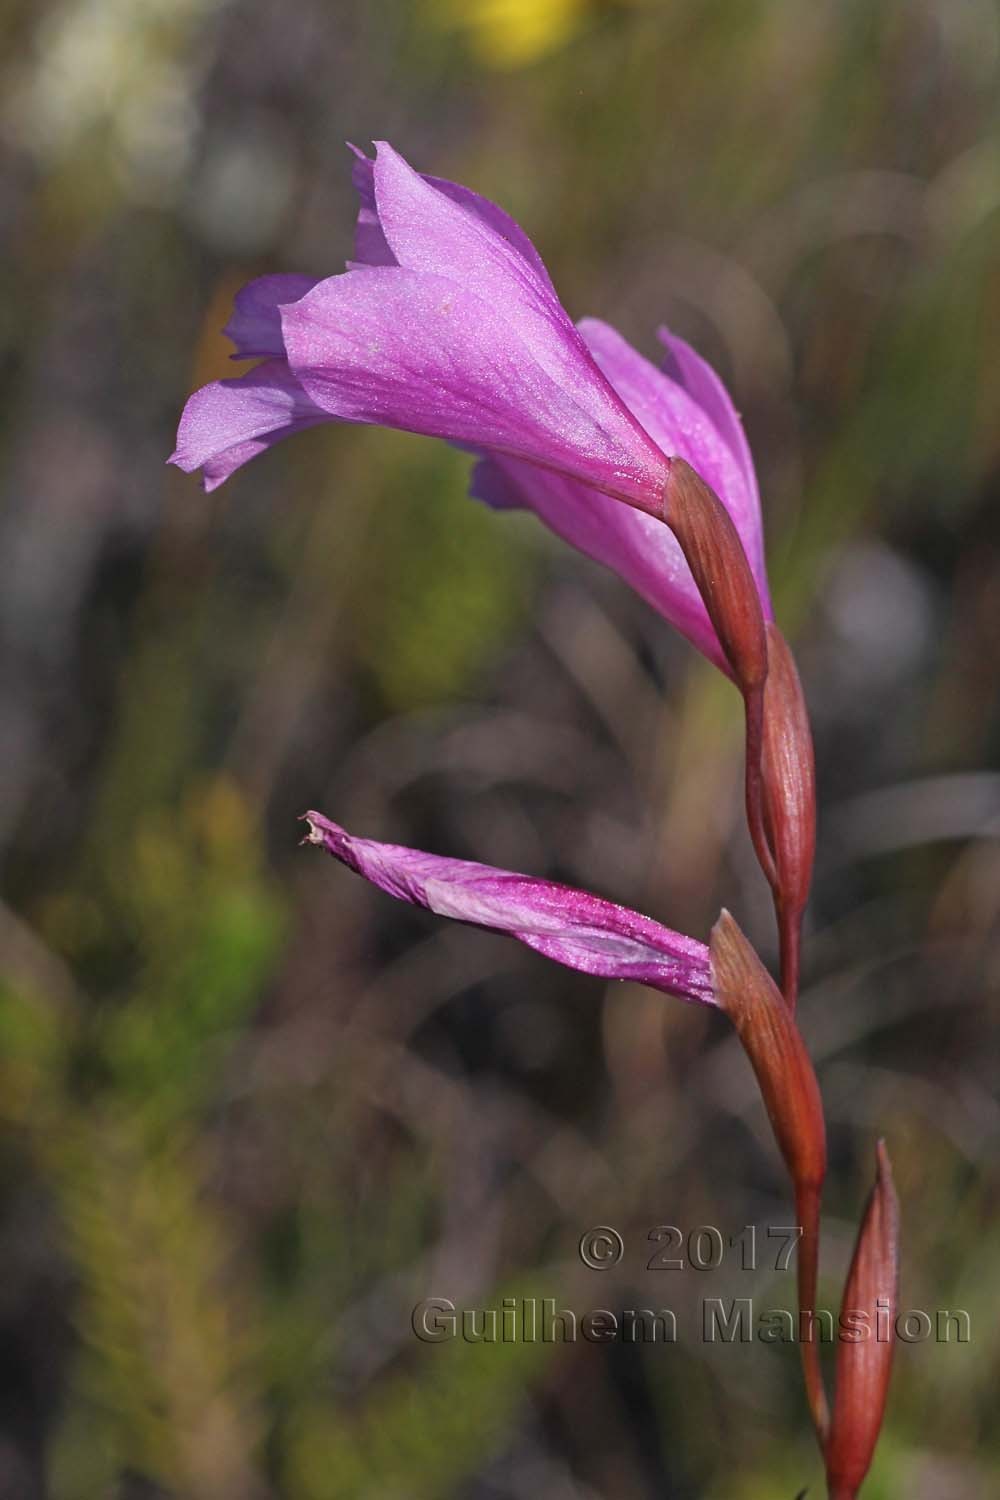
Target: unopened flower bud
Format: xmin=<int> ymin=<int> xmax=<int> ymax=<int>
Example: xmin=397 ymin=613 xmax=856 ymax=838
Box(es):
xmin=825 ymin=1142 xmax=900 ymax=1500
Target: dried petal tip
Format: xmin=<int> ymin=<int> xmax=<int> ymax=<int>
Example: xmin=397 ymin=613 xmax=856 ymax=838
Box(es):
xmin=300 ymin=812 xmax=326 ymax=846
xmin=825 ymin=1142 xmax=900 ymax=1500
xmin=709 ymin=911 xmax=826 ymax=1191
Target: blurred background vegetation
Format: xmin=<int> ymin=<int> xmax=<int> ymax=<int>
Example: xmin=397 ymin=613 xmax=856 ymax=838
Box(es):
xmin=1 ymin=0 xmax=999 ymax=1495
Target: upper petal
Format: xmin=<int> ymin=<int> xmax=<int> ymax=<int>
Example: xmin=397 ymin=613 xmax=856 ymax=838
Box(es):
xmin=304 ymin=811 xmax=715 ymax=1005
xmin=657 ymin=327 xmax=765 ymax=588
xmin=349 ymin=143 xmax=555 ymax=293
xmin=169 ymin=358 xmax=329 ymax=491
xmin=579 ymin=318 xmax=771 ymax=613
xmin=363 ymin=144 xmax=666 ymax=486
xmin=222 ymin=273 xmax=320 ymax=358
xmin=279 ymin=267 xmax=670 ymax=510
xmin=348 ymin=144 xmax=398 ymax=267
xmin=369 ymin=141 xmax=563 ymax=324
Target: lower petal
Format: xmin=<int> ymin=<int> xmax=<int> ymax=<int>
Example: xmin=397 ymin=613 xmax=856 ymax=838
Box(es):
xmin=223 ymin=274 xmax=320 ymax=358
xmin=470 ymin=454 xmax=728 ymax=671
xmin=169 ymin=359 xmax=329 ymax=491
xmin=579 ymin=319 xmax=769 ymax=604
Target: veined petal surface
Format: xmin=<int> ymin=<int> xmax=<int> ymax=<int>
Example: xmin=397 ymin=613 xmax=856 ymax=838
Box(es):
xmin=170 ymin=359 xmax=329 ymax=491
xmin=304 ymin=811 xmax=715 ymax=1005
xmin=279 ymin=267 xmax=668 ymax=508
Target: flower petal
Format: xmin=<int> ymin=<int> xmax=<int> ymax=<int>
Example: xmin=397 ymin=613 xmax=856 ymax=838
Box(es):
xmin=657 ymin=327 xmax=765 ymax=586
xmin=368 ymin=141 xmax=565 ymax=329
xmin=349 ymin=143 xmax=554 ymax=292
xmin=468 ymin=456 xmax=523 ymax=511
xmin=303 ymin=811 xmax=715 ymax=1004
xmin=469 ymin=320 xmax=774 ymax=672
xmin=362 ymin=143 xmax=666 ymax=486
xmin=169 ymin=359 xmax=329 ymax=491
xmin=280 ymin=268 xmax=669 ymax=510
xmin=222 ymin=273 xmax=320 ymax=358
xmin=348 ymin=144 xmax=397 ymax=268
xmin=470 ymin=453 xmax=727 ymax=669
xmin=579 ymin=318 xmax=771 ymax=613
xmin=657 ymin=329 xmax=758 ymax=496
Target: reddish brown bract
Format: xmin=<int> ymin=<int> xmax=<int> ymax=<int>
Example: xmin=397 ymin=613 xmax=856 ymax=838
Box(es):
xmin=709 ymin=911 xmax=826 ymax=1191
xmin=761 ymin=621 xmax=817 ymax=1001
xmin=663 ymin=457 xmax=768 ymax=696
xmin=825 ymin=1142 xmax=900 ymax=1500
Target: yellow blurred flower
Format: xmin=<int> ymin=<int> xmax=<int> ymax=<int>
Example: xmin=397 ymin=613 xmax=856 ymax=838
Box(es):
xmin=433 ymin=0 xmax=591 ymax=68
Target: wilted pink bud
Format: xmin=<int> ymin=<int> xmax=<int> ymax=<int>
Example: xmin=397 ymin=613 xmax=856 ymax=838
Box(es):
xmin=302 ymin=811 xmax=716 ymax=1003
xmin=825 ymin=1142 xmax=900 ymax=1500
xmin=761 ymin=621 xmax=817 ymax=1003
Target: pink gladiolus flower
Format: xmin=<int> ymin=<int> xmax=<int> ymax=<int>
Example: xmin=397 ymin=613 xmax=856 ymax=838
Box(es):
xmin=302 ymin=811 xmax=715 ymax=1006
xmin=171 ymin=142 xmax=668 ymax=513
xmin=170 ymin=142 xmax=770 ymax=669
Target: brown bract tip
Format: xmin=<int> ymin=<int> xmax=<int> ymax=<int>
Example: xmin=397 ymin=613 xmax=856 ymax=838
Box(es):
xmin=663 ymin=458 xmax=767 ymax=695
xmin=825 ymin=1142 xmax=900 ymax=1499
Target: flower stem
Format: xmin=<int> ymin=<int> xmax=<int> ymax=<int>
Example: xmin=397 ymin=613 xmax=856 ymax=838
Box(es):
xmin=778 ymin=898 xmax=802 ymax=1010
xmin=796 ymin=1179 xmax=830 ymax=1445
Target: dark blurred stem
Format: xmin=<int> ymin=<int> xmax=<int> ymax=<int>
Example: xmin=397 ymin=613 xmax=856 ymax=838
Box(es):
xmin=796 ymin=1179 xmax=830 ymax=1446
xmin=743 ymin=683 xmax=778 ymax=889
xmin=778 ymin=898 xmax=802 ymax=1011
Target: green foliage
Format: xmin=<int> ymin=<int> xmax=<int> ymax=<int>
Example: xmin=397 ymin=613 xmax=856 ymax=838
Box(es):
xmin=286 ymin=1285 xmax=548 ymax=1500
xmin=352 ymin=438 xmax=533 ymax=711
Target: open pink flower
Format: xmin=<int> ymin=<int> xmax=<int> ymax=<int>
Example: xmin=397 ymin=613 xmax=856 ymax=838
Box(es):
xmin=171 ymin=142 xmax=668 ymax=513
xmin=171 ymin=142 xmax=770 ymax=668
xmin=303 ymin=811 xmax=715 ymax=1006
